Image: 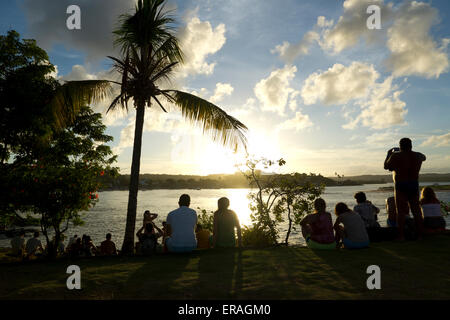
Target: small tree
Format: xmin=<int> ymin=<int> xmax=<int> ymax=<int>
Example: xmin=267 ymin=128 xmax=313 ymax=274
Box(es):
xmin=2 ymin=106 xmax=118 ymax=258
xmin=238 ymin=156 xmax=323 ymax=246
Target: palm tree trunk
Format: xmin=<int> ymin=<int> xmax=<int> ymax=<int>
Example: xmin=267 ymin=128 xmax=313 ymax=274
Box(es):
xmin=121 ymin=101 xmax=146 ymax=254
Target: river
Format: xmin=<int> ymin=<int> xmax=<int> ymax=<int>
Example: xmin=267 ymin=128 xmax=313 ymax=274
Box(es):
xmin=1 ymin=182 xmax=449 ymax=248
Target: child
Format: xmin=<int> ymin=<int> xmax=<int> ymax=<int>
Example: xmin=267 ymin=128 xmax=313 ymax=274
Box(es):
xmin=195 ymin=224 xmax=211 ymax=249
xmin=143 ymin=210 xmax=158 ymax=227
xmin=420 ymin=187 xmax=446 ymax=232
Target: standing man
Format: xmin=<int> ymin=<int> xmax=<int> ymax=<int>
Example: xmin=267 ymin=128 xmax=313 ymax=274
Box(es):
xmin=384 ymin=138 xmax=426 ymax=240
xmin=165 ymin=194 xmax=197 ymax=253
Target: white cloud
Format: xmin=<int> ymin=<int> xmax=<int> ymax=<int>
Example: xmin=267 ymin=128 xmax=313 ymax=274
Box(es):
xmin=177 ymin=17 xmax=226 ymax=77
xmin=301 ymin=62 xmax=407 ymax=130
xmin=301 ymin=62 xmax=379 ymax=105
xmin=385 ymin=1 xmax=449 ymax=79
xmin=421 ymin=133 xmax=450 ymax=147
xmin=209 ymin=83 xmax=234 ymax=103
xmin=272 ymin=31 xmax=320 ymax=64
xmin=316 ymin=16 xmax=334 ymax=28
xmin=278 ymin=111 xmax=313 ymax=132
xmin=351 ymin=76 xmax=407 ymax=129
xmin=320 ymin=0 xmax=392 ymax=54
xmin=254 ymin=65 xmax=298 ymax=115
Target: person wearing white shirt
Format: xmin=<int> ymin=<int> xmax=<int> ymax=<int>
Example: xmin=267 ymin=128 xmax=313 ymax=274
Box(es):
xmin=165 ymin=194 xmax=197 ymax=253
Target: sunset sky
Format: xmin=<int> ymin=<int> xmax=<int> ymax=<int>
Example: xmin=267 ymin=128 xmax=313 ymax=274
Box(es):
xmin=1 ymin=0 xmax=449 ymax=176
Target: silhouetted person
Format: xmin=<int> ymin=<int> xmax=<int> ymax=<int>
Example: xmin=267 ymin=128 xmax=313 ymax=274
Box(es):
xmin=25 ymin=231 xmax=43 ymax=258
xmin=213 ymin=197 xmax=242 ymax=248
xmin=10 ymin=230 xmax=25 ymax=257
xmin=334 ymin=203 xmax=369 ymax=249
xmin=136 ymin=223 xmax=162 ymax=255
xmin=165 ymin=194 xmax=197 ymax=253
xmin=384 ymin=138 xmax=426 ymax=240
xmin=100 ymin=233 xmax=117 ymax=256
xmin=420 ymin=187 xmax=446 ymax=232
xmin=196 ymin=224 xmax=211 ymax=249
xmin=300 ymin=198 xmax=335 ymax=250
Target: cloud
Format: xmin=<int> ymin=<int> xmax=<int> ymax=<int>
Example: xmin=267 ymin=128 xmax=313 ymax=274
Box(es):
xmin=272 ymin=31 xmax=320 ymax=64
xmin=278 ymin=111 xmax=313 ymax=132
xmin=350 ymin=76 xmax=407 ymax=129
xmin=209 ymin=83 xmax=234 ymax=103
xmin=177 ymin=17 xmax=226 ymax=77
xmin=301 ymin=62 xmax=407 ymax=129
xmin=254 ymin=65 xmax=298 ymax=115
xmin=301 ymin=62 xmax=379 ymax=105
xmin=320 ymin=0 xmax=392 ymax=54
xmin=421 ymin=133 xmax=450 ymax=147
xmin=22 ymin=0 xmax=136 ymax=62
xmin=385 ymin=1 xmax=449 ymax=79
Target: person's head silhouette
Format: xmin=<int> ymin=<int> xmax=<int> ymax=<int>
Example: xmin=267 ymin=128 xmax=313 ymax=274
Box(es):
xmin=399 ymin=138 xmax=412 ymax=151
xmin=178 ymin=194 xmax=190 ymax=207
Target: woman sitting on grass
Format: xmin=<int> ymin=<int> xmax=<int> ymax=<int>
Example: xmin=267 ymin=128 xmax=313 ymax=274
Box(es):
xmin=420 ymin=187 xmax=446 ymax=232
xmin=213 ymin=197 xmax=242 ymax=248
xmin=334 ymin=202 xmax=370 ymax=249
xmin=300 ymin=198 xmax=335 ymax=250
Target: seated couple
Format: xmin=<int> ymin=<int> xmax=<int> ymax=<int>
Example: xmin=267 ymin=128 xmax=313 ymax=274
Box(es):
xmin=164 ymin=194 xmax=242 ymax=253
xmin=300 ymin=198 xmax=370 ymax=250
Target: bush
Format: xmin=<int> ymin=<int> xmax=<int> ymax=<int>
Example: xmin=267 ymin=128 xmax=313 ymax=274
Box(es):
xmin=197 ymin=208 xmax=214 ymax=232
xmin=241 ymin=224 xmax=276 ymax=248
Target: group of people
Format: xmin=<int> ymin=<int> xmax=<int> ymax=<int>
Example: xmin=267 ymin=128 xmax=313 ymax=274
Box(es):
xmin=9 ymin=137 xmax=448 ymax=257
xmin=10 ymin=231 xmax=119 ymax=259
xmin=135 ymin=195 xmax=242 ymax=255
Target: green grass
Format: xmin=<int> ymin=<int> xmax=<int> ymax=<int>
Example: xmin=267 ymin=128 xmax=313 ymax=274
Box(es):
xmin=1 ymin=235 xmax=450 ymax=300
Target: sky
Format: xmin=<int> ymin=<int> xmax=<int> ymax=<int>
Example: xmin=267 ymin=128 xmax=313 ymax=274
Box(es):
xmin=1 ymin=0 xmax=449 ymax=176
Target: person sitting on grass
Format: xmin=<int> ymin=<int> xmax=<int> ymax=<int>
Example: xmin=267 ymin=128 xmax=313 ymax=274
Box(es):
xmin=69 ymin=237 xmax=83 ymax=258
xmin=137 ymin=222 xmax=163 ymax=255
xmin=81 ymin=235 xmax=97 ymax=257
xmin=196 ymin=224 xmax=211 ymax=249
xmin=386 ymin=196 xmax=397 ymax=228
xmin=10 ymin=230 xmax=25 ymax=257
xmin=99 ymin=233 xmax=117 ymax=256
xmin=25 ymin=231 xmax=43 ymax=259
xmin=213 ymin=197 xmax=242 ymax=248
xmin=334 ymin=202 xmax=370 ymax=249
xmin=420 ymin=187 xmax=447 ymax=233
xmin=353 ymin=192 xmax=382 ymax=241
xmin=300 ymin=198 xmax=335 ymax=250
xmin=165 ymin=194 xmax=198 ymax=253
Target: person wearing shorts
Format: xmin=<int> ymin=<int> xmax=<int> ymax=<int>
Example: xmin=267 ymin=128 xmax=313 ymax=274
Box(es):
xmin=384 ymin=138 xmax=426 ymax=240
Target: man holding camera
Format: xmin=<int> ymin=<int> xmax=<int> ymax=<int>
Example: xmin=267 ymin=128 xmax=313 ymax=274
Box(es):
xmin=384 ymin=138 xmax=426 ymax=240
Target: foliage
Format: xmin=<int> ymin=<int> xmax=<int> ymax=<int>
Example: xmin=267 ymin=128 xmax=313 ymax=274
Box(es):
xmin=0 ymin=105 xmax=118 ymax=257
xmin=196 ymin=208 xmax=214 ymax=232
xmin=238 ymin=156 xmax=324 ymax=246
xmin=241 ymin=224 xmax=275 ymax=248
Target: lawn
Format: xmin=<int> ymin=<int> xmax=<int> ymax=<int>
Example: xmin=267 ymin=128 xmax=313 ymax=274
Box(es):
xmin=1 ymin=234 xmax=449 ymax=300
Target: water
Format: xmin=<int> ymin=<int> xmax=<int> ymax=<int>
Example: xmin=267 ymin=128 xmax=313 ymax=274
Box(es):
xmin=1 ymin=182 xmax=449 ymax=248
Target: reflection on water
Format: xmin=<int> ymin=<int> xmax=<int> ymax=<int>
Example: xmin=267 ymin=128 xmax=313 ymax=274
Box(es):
xmin=1 ymin=182 xmax=449 ymax=248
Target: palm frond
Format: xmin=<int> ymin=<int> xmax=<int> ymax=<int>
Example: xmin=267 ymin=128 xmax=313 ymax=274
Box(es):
xmin=50 ymin=80 xmax=113 ymax=129
xmin=167 ymin=90 xmax=248 ymax=153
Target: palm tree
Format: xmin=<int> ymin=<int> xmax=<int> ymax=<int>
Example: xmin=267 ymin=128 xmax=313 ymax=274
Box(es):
xmin=106 ymin=0 xmax=247 ymax=254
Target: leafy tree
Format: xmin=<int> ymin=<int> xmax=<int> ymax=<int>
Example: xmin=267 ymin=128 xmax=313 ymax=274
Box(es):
xmin=1 ymin=106 xmax=118 ymax=258
xmin=239 ymin=157 xmax=323 ymax=246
